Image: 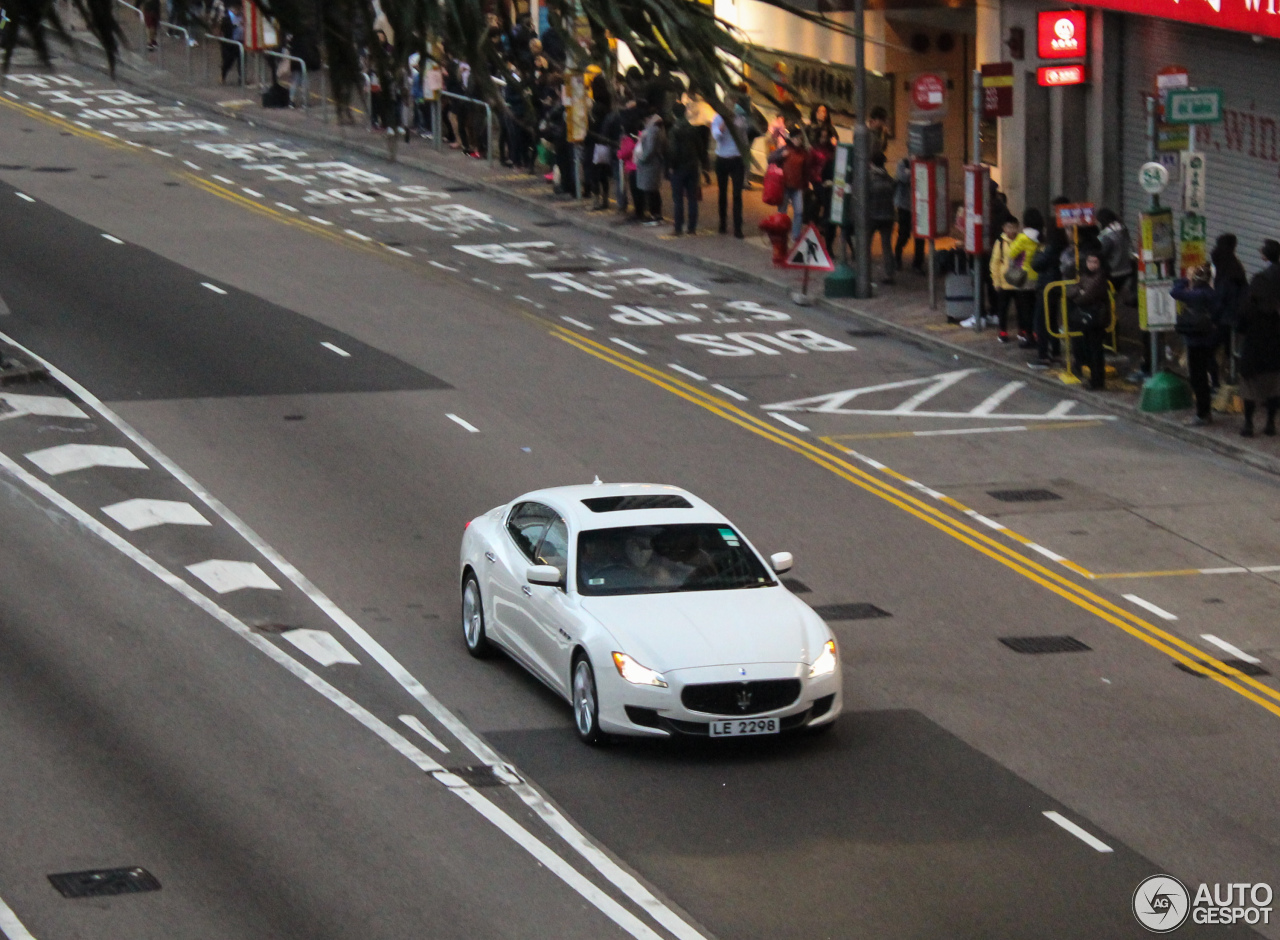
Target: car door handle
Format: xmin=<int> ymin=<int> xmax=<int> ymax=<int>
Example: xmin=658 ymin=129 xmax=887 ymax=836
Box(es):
xmin=485 ymin=551 xmax=496 ymax=563
xmin=521 ymin=585 xmax=533 ymax=596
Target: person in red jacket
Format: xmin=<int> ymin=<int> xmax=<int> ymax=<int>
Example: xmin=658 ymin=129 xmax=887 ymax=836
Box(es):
xmin=768 ymin=127 xmax=811 ymax=242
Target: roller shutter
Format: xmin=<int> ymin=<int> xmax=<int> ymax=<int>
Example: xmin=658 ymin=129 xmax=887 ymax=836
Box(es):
xmin=1120 ymin=16 xmax=1280 ymax=273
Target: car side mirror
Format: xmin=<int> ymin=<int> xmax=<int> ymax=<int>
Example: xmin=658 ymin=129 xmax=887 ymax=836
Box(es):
xmin=770 ymin=552 xmax=793 ymax=574
xmin=527 ymin=564 xmax=563 ymax=587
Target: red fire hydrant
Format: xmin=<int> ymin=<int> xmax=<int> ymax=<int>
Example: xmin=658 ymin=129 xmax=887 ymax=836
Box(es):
xmin=759 ymin=212 xmax=792 ymax=266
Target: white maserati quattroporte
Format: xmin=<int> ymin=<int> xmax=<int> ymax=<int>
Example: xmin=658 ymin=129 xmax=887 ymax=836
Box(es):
xmin=459 ymin=482 xmax=842 ymax=743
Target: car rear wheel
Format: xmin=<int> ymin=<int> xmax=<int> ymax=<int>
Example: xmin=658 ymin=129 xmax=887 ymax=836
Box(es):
xmin=572 ymin=656 xmax=605 ymax=745
xmin=461 ymin=574 xmax=492 ymax=658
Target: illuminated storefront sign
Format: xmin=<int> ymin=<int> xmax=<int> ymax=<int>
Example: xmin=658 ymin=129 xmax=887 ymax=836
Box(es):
xmin=1038 ymin=64 xmax=1089 ymax=85
xmin=1038 ymin=11 xmax=1087 ymax=58
xmin=1081 ymin=0 xmax=1280 ymax=41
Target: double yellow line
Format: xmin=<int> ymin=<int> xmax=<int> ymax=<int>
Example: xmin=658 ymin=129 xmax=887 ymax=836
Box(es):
xmin=549 ymin=325 xmax=1280 ymax=720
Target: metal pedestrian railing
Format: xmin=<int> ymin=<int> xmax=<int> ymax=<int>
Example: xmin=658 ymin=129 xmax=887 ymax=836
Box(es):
xmin=114 ymin=0 xmax=191 ymax=79
xmin=437 ymin=90 xmax=495 ymax=166
xmin=1042 ymin=279 xmax=1118 ymax=384
xmin=259 ymin=48 xmax=308 ymax=111
xmin=203 ymin=33 xmax=245 ymax=87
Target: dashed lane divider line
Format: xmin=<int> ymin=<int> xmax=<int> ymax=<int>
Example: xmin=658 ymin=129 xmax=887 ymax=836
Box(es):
xmin=1202 ymin=634 xmax=1262 ymax=665
xmin=101 ymin=233 xmax=125 ymax=244
xmin=0 ymin=331 xmax=711 ymax=940
xmin=545 ymin=325 xmax=1280 ymax=721
xmin=445 ymin=413 xmax=480 ymax=433
xmin=320 ymin=341 xmax=351 ymax=357
xmin=1042 ymin=811 xmax=1114 ymax=853
xmin=1123 ymin=594 xmax=1178 ymax=621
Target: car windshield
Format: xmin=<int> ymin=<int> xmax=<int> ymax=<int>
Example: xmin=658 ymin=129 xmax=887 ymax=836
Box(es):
xmin=576 ymin=524 xmax=774 ymax=596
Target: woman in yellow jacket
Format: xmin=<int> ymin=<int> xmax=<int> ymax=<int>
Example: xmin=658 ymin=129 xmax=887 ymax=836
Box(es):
xmin=989 ymin=208 xmax=1043 ymax=345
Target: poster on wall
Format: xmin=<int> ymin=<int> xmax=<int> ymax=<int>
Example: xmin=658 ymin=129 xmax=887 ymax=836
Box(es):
xmin=745 ymin=47 xmax=893 ymax=126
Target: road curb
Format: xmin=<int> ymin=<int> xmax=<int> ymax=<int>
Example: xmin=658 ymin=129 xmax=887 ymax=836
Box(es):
xmin=77 ymin=50 xmax=1280 ymax=479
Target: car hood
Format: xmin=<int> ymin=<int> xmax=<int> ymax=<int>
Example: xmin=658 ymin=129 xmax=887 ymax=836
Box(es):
xmin=580 ymin=587 xmax=823 ymax=672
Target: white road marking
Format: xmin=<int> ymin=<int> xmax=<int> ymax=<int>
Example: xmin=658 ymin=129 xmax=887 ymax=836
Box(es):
xmin=102 ymin=498 xmax=210 ymax=531
xmin=27 ymin=102 xmax=44 ymax=110
xmin=183 ymin=159 xmax=201 ymax=170
xmin=560 ymin=316 xmax=593 ymax=330
xmin=0 ymin=891 xmax=37 ymax=940
xmin=1249 ymin=565 xmax=1280 ymax=573
xmin=186 ymin=559 xmax=281 ymax=594
xmin=201 ymin=282 xmax=227 ymax=294
xmin=1122 ymin=594 xmax=1177 ymax=620
xmin=307 ymin=215 xmax=334 ymax=226
xmin=15 ymin=193 xmax=35 ymax=203
xmin=771 ymin=413 xmax=810 ymax=432
xmin=74 ymin=121 xmax=92 ymax=129
xmin=711 ymin=383 xmax=748 ymax=401
xmin=1200 ymin=566 xmax=1248 ymax=574
xmin=125 ymin=141 xmax=143 ymax=148
xmin=892 ymin=370 xmax=976 ymax=413
xmin=446 ymin=413 xmax=480 ymax=433
xmin=24 ymin=443 xmax=146 ymax=475
xmin=964 ymin=510 xmax=1008 ymax=531
xmin=150 ymin=148 xmax=171 ymax=157
xmin=0 ymin=334 xmax=710 ymax=940
xmin=212 ymin=174 xmax=234 ymax=184
xmin=1027 ymin=543 xmax=1068 ymax=563
xmin=668 ymin=363 xmax=707 ymax=381
xmin=398 ymin=714 xmax=451 ymax=753
xmin=0 ymin=394 xmax=87 ymax=418
xmin=242 ymin=187 xmax=264 ymax=197
xmin=1201 ymin=634 xmax=1261 ymax=664
xmin=344 ymin=228 xmax=373 ymax=241
xmin=1046 ymin=400 xmax=1077 ymax=417
xmin=384 ymin=245 xmax=412 ymax=257
xmin=320 ymin=341 xmax=351 ymax=357
xmin=3 ymin=91 xmax=18 ymax=99
xmin=281 ymin=628 xmax=360 ymax=666
xmin=610 ymin=338 xmax=647 ymax=355
xmin=901 ymin=478 xmax=947 ymax=500
xmin=275 ymin=201 xmax=298 ymax=212
xmin=100 ymin=131 xmax=117 ymax=138
xmin=971 ymin=381 xmax=1027 ymax=415
xmin=429 ymin=260 xmax=460 ymax=272
xmin=101 ymin=233 xmax=124 ymax=244
xmin=1043 ymin=811 xmax=1113 ymax=853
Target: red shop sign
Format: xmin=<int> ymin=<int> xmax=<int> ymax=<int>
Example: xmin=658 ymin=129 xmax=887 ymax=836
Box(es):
xmin=1038 ymin=10 xmax=1087 ymax=59
xmin=1038 ymin=64 xmax=1089 ymax=85
xmin=912 ymin=73 xmax=946 ymax=112
xmin=1078 ymin=0 xmax=1280 ymax=42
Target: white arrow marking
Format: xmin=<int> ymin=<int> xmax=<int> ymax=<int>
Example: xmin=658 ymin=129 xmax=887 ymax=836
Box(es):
xmin=0 ymin=394 xmax=88 ymax=419
xmin=281 ymin=628 xmax=360 ymax=666
xmin=186 ymin=559 xmax=280 ymax=593
xmin=24 ymin=444 xmax=147 ymax=475
xmin=101 ymin=498 xmax=211 ymax=531
xmin=971 ymin=381 xmax=1027 ymax=415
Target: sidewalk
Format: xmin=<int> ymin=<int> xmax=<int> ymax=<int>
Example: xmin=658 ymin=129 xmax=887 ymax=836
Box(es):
xmin=53 ymin=34 xmax=1280 ymax=476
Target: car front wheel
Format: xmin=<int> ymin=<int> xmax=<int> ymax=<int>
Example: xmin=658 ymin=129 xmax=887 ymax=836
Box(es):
xmin=461 ymin=574 xmax=492 ymax=658
xmin=572 ymin=655 xmax=605 ymax=745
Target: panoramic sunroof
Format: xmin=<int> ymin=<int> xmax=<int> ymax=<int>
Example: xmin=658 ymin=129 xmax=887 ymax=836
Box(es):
xmin=581 ymin=495 xmax=693 ymax=512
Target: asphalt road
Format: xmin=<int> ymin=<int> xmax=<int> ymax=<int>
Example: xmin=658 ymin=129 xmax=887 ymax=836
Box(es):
xmin=1 ymin=60 xmax=1278 ymax=939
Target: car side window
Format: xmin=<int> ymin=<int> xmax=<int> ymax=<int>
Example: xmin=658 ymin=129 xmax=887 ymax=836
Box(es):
xmin=506 ymin=502 xmax=555 ymax=562
xmin=534 ymin=516 xmax=570 ymax=578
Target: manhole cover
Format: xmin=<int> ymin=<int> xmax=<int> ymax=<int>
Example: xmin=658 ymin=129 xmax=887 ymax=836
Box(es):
xmin=813 ymin=603 xmax=890 ymax=621
xmin=781 ymin=577 xmax=811 ymax=594
xmin=999 ymin=635 xmax=1091 ymax=654
xmin=987 ymin=488 xmax=1063 ymax=503
xmin=49 ymin=868 xmax=161 ymax=898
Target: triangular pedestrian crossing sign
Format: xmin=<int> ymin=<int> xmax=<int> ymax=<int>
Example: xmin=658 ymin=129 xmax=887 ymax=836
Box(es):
xmin=783 ymin=224 xmax=835 ymax=272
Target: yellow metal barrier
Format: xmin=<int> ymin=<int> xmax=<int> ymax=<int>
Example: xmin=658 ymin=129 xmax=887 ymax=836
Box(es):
xmin=1041 ymin=279 xmax=1118 ymax=385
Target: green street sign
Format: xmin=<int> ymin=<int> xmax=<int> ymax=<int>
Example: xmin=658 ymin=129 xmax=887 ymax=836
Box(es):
xmin=1165 ymin=88 xmax=1223 ymax=124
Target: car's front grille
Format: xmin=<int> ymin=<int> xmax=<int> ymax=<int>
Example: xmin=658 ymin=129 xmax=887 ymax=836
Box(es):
xmin=681 ymin=679 xmax=801 ymax=716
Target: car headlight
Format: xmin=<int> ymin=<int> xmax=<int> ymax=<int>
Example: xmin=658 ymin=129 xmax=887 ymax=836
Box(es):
xmin=809 ymin=639 xmax=837 ymax=678
xmin=612 ymin=652 xmax=668 ymax=687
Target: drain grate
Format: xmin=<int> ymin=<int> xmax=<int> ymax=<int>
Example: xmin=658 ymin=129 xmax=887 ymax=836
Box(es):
xmin=533 ymin=220 xmax=568 ymax=227
xmin=813 ymin=603 xmax=891 ymax=621
xmin=987 ymin=488 xmax=1063 ymax=503
xmin=1176 ymin=658 xmax=1271 ymax=678
xmin=450 ymin=766 xmax=511 ymax=788
xmin=999 ymin=635 xmax=1091 ymax=654
xmin=846 ymin=329 xmax=887 ymax=338
xmin=49 ymin=868 xmax=161 ymax=898
xmin=781 ymin=577 xmax=812 ymax=594
xmin=710 ymin=275 xmax=747 ymax=284
xmin=32 ymin=166 xmax=75 ymax=173
xmin=443 ymin=185 xmax=477 ymax=193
